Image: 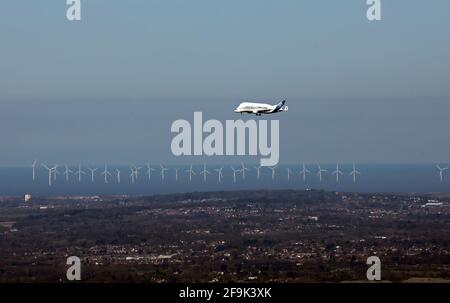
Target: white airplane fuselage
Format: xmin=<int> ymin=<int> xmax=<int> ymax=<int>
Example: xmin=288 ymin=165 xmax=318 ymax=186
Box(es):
xmin=234 ymin=100 xmax=287 ymax=116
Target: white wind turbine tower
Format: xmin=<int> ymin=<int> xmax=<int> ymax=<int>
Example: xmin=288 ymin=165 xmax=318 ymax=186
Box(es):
xmin=101 ymin=164 xmax=112 ymax=183
xmin=231 ymin=166 xmax=240 ymax=183
xmin=63 ymin=164 xmax=73 ymax=182
xmin=349 ymin=162 xmax=361 ymax=183
xmin=129 ymin=166 xmax=137 ymax=183
xmin=32 ymin=159 xmax=37 ymax=181
xmin=287 ymin=167 xmax=292 ymax=181
xmin=160 ymin=164 xmax=169 ymax=181
xmin=42 ymin=164 xmax=57 ymax=186
xmin=268 ymin=166 xmax=277 ymax=181
xmin=146 ymin=163 xmax=156 ymax=182
xmin=52 ymin=165 xmax=59 ymax=182
xmin=116 ymin=169 xmax=121 ymax=184
xmin=332 ymin=163 xmax=344 ymax=183
xmin=200 ymin=164 xmax=211 ymax=183
xmin=241 ymin=162 xmax=249 ymax=180
xmin=436 ymin=165 xmax=448 ymax=182
xmin=299 ymin=163 xmax=310 ymax=182
xmin=130 ymin=167 xmax=136 ymax=184
xmin=41 ymin=164 xmax=51 ymax=186
xmin=87 ymin=167 xmax=98 ymax=183
xmin=214 ymin=166 xmax=224 ymax=183
xmin=75 ymin=164 xmax=86 ymax=182
xmin=185 ymin=164 xmax=196 ymax=182
xmin=174 ymin=168 xmax=179 ymax=181
xmin=316 ymin=163 xmax=327 ymax=183
xmin=254 ymin=166 xmax=262 ymax=180
xmin=132 ymin=165 xmax=142 ymax=181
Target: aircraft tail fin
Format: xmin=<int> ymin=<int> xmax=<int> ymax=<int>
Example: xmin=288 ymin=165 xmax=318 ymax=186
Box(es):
xmin=273 ymin=100 xmax=286 ymax=112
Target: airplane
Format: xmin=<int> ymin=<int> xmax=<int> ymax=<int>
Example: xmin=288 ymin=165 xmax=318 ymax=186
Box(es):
xmin=234 ymin=100 xmax=288 ymax=116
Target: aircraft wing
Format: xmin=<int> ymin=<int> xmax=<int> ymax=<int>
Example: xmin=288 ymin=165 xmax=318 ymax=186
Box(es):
xmin=253 ymin=108 xmax=272 ymax=114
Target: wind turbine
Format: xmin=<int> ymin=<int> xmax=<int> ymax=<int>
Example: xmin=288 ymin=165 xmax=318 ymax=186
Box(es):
xmin=160 ymin=164 xmax=169 ymax=181
xmin=174 ymin=168 xmax=179 ymax=181
xmin=287 ymin=167 xmax=292 ymax=181
xmin=332 ymin=163 xmax=344 ymax=183
xmin=101 ymin=164 xmax=112 ymax=183
xmin=349 ymin=162 xmax=361 ymax=183
xmin=200 ymin=164 xmax=211 ymax=182
xmin=130 ymin=167 xmax=136 ymax=184
xmin=132 ymin=165 xmax=142 ymax=180
xmin=87 ymin=167 xmax=98 ymax=183
xmin=52 ymin=165 xmax=60 ymax=182
xmin=146 ymin=163 xmax=156 ymax=182
xmin=268 ymin=166 xmax=277 ymax=181
xmin=214 ymin=166 xmax=224 ymax=182
xmin=231 ymin=166 xmax=241 ymax=183
xmin=316 ymin=163 xmax=327 ymax=183
xmin=75 ymin=164 xmax=86 ymax=182
xmin=299 ymin=163 xmax=310 ymax=182
xmin=241 ymin=162 xmax=249 ymax=180
xmin=41 ymin=164 xmax=51 ymax=186
xmin=63 ymin=164 xmax=73 ymax=182
xmin=31 ymin=159 xmax=37 ymax=181
xmin=254 ymin=166 xmax=262 ymax=180
xmin=116 ymin=169 xmax=121 ymax=184
xmin=185 ymin=164 xmax=196 ymax=182
xmin=129 ymin=166 xmax=138 ymax=183
xmin=42 ymin=164 xmax=57 ymax=186
xmin=436 ymin=165 xmax=448 ymax=182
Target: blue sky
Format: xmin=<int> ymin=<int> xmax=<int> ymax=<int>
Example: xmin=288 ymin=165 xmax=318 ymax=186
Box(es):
xmin=0 ymin=0 xmax=449 ymax=165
